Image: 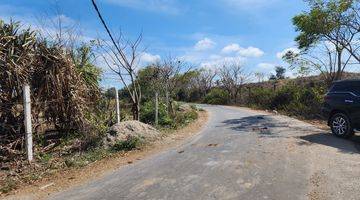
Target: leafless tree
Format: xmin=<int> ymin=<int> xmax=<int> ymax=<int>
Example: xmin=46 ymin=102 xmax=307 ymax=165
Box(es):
xmin=196 ymin=68 xmax=217 ymax=97
xmin=156 ymin=56 xmax=192 ymax=113
xmin=36 ymin=2 xmax=81 ymax=49
xmin=254 ymin=72 xmax=265 ymax=83
xmin=91 ymin=0 xmax=143 ymax=120
xmin=218 ymin=61 xmax=249 ymax=104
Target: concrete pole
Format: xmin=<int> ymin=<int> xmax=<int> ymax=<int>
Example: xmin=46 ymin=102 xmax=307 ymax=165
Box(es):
xmin=165 ymin=90 xmax=169 ymax=114
xmin=115 ymin=88 xmax=120 ymax=123
xmin=155 ymin=92 xmax=159 ymax=126
xmin=23 ymin=84 xmax=33 ymax=162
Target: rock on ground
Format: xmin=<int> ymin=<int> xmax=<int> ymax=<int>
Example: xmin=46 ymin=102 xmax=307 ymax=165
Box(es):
xmin=104 ymin=121 xmax=160 ymax=148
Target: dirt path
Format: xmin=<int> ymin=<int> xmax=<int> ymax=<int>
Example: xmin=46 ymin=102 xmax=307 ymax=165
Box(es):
xmin=2 ymin=111 xmax=208 ymax=200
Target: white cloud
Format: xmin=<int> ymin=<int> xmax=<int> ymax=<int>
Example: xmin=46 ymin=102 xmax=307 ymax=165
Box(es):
xmin=221 ymin=43 xmax=241 ymax=54
xmin=276 ymin=47 xmax=300 ymax=59
xmin=221 ymin=43 xmax=264 ymax=58
xmin=104 ymin=0 xmax=182 ymax=15
xmin=194 ymin=38 xmax=216 ymax=51
xmin=238 ymin=46 xmax=264 ymax=57
xmin=139 ymin=52 xmax=161 ymax=65
xmin=257 ymin=62 xmax=275 ymax=69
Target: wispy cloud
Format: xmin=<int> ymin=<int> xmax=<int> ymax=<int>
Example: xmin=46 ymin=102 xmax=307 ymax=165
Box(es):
xmin=104 ymin=0 xmax=183 ymax=15
xmin=221 ymin=0 xmax=279 ymax=10
xmin=257 ymin=62 xmax=275 ymax=70
xmin=200 ymin=56 xmax=246 ymax=70
xmin=0 ymin=4 xmax=34 ymax=25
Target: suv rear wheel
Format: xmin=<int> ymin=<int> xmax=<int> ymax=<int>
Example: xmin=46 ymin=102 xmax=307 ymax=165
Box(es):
xmin=330 ymin=113 xmax=354 ymax=138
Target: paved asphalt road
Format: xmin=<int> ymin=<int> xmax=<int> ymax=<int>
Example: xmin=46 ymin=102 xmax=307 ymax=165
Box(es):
xmin=50 ymin=105 xmax=360 ymax=200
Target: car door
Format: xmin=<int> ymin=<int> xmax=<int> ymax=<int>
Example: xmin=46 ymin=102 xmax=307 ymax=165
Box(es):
xmin=348 ymin=82 xmax=360 ymax=128
xmin=329 ymin=83 xmax=352 ymax=110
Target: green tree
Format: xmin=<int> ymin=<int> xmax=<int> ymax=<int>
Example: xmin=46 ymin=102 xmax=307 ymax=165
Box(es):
xmin=291 ymin=0 xmax=359 ymax=81
xmin=137 ymin=66 xmax=162 ymax=101
xmin=269 ymin=74 xmax=277 ymax=81
xmin=275 ymin=66 xmax=286 ymax=79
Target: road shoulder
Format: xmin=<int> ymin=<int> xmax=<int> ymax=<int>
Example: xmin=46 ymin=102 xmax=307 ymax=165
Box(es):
xmin=225 ymin=105 xmax=360 ymax=200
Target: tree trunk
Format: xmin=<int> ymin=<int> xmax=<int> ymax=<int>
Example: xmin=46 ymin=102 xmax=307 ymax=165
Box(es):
xmin=335 ymin=49 xmax=343 ymax=81
xmin=137 ymin=102 xmax=140 ymax=120
xmin=132 ymin=98 xmax=140 ymax=121
xmin=234 ymin=91 xmax=238 ymax=104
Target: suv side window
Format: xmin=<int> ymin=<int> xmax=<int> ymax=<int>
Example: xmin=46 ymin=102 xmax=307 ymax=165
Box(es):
xmin=349 ymin=82 xmax=360 ymax=96
xmin=330 ymin=82 xmax=360 ymax=96
xmin=330 ymin=83 xmax=348 ymax=93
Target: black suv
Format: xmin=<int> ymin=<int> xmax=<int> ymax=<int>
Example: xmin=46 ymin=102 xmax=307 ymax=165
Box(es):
xmin=322 ymin=80 xmax=360 ymax=138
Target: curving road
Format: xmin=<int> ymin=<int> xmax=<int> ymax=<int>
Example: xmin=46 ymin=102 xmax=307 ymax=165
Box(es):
xmin=50 ymin=105 xmax=360 ymax=200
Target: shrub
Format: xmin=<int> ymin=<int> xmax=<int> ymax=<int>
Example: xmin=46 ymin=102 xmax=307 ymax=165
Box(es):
xmin=173 ymin=110 xmax=198 ymax=128
xmin=204 ymin=88 xmax=230 ymax=105
xmin=245 ymin=82 xmax=326 ymax=119
xmin=247 ymin=87 xmax=274 ymax=109
xmin=270 ymin=85 xmax=297 ymax=109
xmin=0 ymin=178 xmax=17 ymax=194
xmin=283 ymin=85 xmax=325 ymax=118
xmin=112 ymin=135 xmax=144 ymax=151
xmin=140 ymin=100 xmax=174 ymax=126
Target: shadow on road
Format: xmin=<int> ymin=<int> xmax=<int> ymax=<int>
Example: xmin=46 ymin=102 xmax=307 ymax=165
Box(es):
xmin=221 ymin=115 xmax=360 ymax=154
xmin=221 ymin=115 xmax=289 ymax=133
xmin=298 ymin=133 xmax=360 ymax=154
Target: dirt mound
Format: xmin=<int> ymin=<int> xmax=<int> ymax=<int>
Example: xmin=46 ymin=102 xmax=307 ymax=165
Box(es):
xmin=103 ymin=121 xmax=160 ymax=148
xmin=179 ymin=104 xmax=192 ymax=112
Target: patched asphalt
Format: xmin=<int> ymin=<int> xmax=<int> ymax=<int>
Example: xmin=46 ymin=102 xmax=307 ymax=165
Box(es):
xmin=49 ymin=105 xmax=360 ymax=200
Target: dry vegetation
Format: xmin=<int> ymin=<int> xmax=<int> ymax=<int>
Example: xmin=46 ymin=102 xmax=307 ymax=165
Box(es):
xmin=0 ymin=21 xmax=101 ymax=164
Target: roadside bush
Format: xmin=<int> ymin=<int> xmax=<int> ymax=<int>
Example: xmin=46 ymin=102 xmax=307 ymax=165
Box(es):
xmin=245 ymin=82 xmax=326 ymax=119
xmin=203 ymin=88 xmax=230 ymax=105
xmin=173 ymin=110 xmax=198 ymax=128
xmin=140 ymin=100 xmax=174 ymax=126
xmin=270 ymin=84 xmax=297 ymax=109
xmin=247 ymin=87 xmax=274 ymax=109
xmin=281 ymin=85 xmax=325 ymax=118
xmin=112 ymin=135 xmax=144 ymax=151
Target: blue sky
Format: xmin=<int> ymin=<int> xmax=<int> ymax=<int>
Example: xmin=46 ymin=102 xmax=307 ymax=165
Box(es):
xmin=0 ymin=0 xmax=307 ymax=87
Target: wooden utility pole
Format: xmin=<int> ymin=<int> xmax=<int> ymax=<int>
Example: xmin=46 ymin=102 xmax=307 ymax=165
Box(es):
xmin=23 ymin=84 xmax=33 ymax=162
xmin=115 ymin=88 xmax=120 ymax=123
xmin=155 ymin=92 xmax=159 ymax=125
